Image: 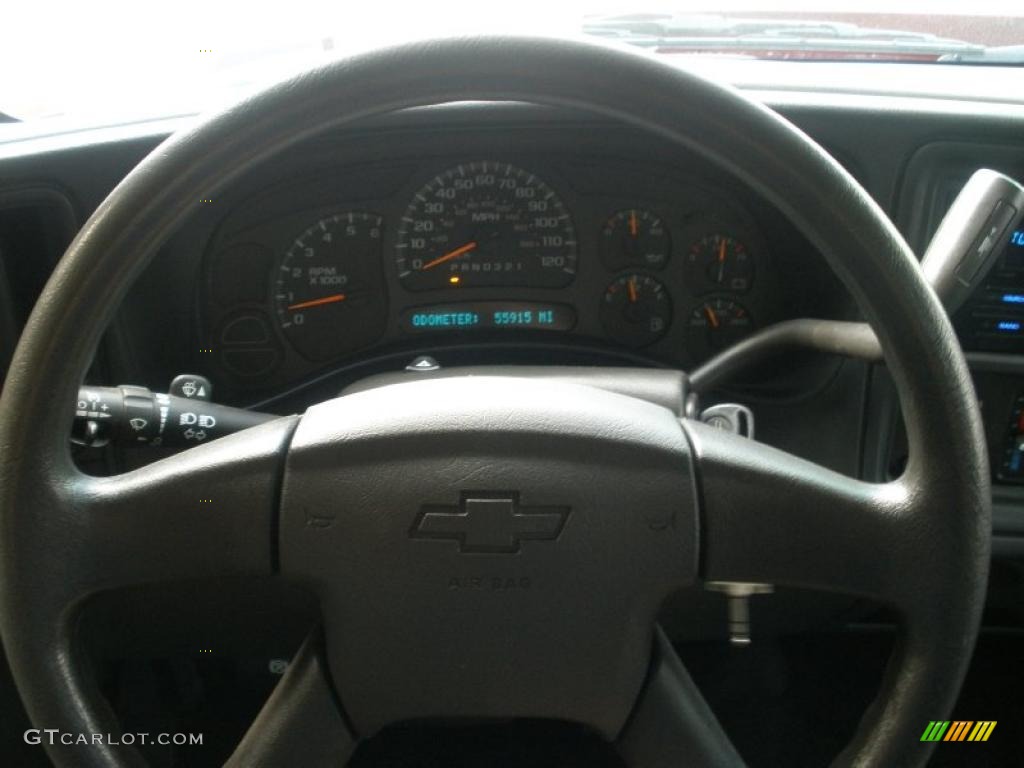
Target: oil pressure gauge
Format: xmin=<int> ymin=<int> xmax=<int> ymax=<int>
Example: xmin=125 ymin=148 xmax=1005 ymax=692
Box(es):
xmin=601 ymin=209 xmax=671 ymax=270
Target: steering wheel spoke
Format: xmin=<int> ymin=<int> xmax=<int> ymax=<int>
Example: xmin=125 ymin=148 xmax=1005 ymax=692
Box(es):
xmin=684 ymin=419 xmax=919 ymax=608
xmin=0 ymin=416 xmax=296 ymax=768
xmin=617 ymin=627 xmax=743 ymax=768
xmin=225 ymin=631 xmax=358 ymax=768
xmin=53 ymin=416 xmax=295 ymax=602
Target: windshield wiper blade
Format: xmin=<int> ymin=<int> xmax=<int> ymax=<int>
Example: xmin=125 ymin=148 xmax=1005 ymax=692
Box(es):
xmin=939 ymin=45 xmax=1024 ymax=65
xmin=583 ymin=13 xmax=984 ymax=58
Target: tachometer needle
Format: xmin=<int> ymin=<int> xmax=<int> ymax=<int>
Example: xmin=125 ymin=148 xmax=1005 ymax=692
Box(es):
xmin=627 ymin=276 xmax=639 ymax=303
xmin=704 ymin=306 xmax=720 ymax=328
xmin=421 ymin=241 xmax=478 ymax=270
xmin=287 ymin=293 xmax=346 ymax=311
xmin=629 ymin=210 xmax=638 ymax=237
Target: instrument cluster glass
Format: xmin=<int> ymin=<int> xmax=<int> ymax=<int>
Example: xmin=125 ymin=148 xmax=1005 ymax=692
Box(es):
xmin=394 ymin=161 xmax=577 ymax=290
xmin=202 ymin=155 xmax=777 ymax=394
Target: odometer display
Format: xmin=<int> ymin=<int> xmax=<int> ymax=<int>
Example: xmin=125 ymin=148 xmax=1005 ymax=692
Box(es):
xmin=395 ymin=162 xmax=577 ymax=290
xmin=400 ymin=301 xmax=576 ymax=333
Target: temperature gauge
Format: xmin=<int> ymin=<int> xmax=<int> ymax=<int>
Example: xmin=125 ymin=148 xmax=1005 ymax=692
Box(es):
xmin=687 ymin=234 xmax=754 ymax=292
xmin=601 ymin=209 xmax=671 ymax=270
xmin=688 ymin=298 xmax=754 ymax=360
xmin=600 ymin=273 xmax=672 ymax=347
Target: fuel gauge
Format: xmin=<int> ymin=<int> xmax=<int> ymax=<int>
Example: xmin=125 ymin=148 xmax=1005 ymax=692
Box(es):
xmin=600 ymin=273 xmax=672 ymax=347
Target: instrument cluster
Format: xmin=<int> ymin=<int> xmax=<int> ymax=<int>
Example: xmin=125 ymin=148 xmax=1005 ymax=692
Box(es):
xmin=201 ymin=156 xmax=783 ymax=394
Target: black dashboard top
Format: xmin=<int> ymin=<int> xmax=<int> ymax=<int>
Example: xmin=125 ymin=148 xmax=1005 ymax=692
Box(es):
xmin=2 ymin=97 xmax=1024 ymax=500
xmin=95 ymin=116 xmax=842 ymax=407
xmin=187 ymin=126 xmax=843 ymax=404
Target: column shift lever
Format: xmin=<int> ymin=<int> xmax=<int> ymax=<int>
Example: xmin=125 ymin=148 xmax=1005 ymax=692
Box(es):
xmin=921 ymin=168 xmax=1024 ymax=315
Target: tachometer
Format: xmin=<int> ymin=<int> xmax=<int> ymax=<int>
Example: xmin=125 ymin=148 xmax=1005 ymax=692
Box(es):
xmin=395 ymin=162 xmax=577 ymax=290
xmin=273 ymin=212 xmax=387 ymax=361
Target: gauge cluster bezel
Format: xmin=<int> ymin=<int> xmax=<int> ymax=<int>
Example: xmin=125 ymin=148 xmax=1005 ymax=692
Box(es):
xmin=192 ymin=122 xmax=835 ymax=403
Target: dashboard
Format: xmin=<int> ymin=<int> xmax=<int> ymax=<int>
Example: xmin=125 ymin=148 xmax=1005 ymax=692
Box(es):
xmin=2 ymin=95 xmax=1023 ymax=502
xmin=2 ymin=57 xmax=1024 ymax=768
xmin=192 ymin=123 xmax=841 ymax=404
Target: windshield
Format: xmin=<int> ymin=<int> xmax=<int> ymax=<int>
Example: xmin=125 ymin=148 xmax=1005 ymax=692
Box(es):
xmin=2 ymin=0 xmax=1022 ymax=123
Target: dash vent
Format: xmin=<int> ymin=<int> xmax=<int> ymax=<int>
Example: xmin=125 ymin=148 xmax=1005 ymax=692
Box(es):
xmin=0 ymin=187 xmax=77 ymax=384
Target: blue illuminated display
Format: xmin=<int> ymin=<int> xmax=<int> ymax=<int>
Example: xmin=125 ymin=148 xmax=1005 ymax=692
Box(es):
xmin=409 ymin=311 xmax=481 ymax=328
xmin=1002 ymin=294 xmax=1024 ymax=304
xmin=403 ymin=302 xmax=575 ymax=333
xmin=493 ymin=310 xmax=558 ymax=326
xmin=997 ymin=321 xmax=1021 ymax=332
xmin=1012 ymin=230 xmax=1024 ymax=247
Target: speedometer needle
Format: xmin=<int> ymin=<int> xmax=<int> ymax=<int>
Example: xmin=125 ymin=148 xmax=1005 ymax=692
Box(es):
xmin=421 ymin=241 xmax=478 ymax=270
xmin=287 ymin=293 xmax=346 ymax=311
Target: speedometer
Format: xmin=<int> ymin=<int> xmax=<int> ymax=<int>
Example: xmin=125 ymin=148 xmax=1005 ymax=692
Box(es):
xmin=395 ymin=161 xmax=577 ymax=290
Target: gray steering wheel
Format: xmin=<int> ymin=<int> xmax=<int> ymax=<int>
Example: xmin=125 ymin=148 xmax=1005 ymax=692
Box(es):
xmin=0 ymin=35 xmax=990 ymax=768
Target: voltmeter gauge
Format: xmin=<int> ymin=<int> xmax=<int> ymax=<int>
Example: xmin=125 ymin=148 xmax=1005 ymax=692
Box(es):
xmin=687 ymin=234 xmax=754 ymax=293
xmin=600 ymin=273 xmax=672 ymax=347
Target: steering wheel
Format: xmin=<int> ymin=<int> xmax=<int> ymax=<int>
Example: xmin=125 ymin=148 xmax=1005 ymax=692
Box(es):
xmin=0 ymin=36 xmax=990 ymax=767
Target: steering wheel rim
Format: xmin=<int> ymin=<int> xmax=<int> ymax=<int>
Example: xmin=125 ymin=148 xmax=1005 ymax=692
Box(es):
xmin=0 ymin=35 xmax=989 ymax=767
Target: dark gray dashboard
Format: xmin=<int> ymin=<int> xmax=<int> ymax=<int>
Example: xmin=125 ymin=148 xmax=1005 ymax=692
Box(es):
xmin=187 ymin=121 xmax=842 ymax=404
xmin=1 ymin=94 xmax=1024 ymax=550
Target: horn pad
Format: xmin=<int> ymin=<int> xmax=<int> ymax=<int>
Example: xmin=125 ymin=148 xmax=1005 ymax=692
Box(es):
xmin=279 ymin=377 xmax=699 ymax=738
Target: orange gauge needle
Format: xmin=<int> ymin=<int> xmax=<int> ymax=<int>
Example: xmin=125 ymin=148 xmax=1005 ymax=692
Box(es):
xmin=704 ymin=305 xmax=720 ymax=328
xmin=629 ymin=210 xmax=639 ymax=237
xmin=287 ymin=293 xmax=346 ymax=311
xmin=716 ymin=237 xmax=728 ymax=283
xmin=627 ymin=276 xmax=639 ymax=303
xmin=422 ymin=240 xmax=478 ymax=271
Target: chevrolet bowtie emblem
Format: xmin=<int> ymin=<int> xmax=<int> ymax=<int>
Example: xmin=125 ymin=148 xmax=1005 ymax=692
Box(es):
xmin=411 ymin=492 xmax=569 ymax=553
